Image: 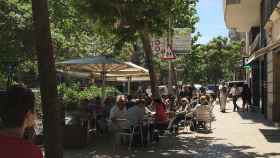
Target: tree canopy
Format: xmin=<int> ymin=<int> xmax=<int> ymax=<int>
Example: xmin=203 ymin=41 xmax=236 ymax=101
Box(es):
xmin=183 ymin=36 xmax=242 ymax=84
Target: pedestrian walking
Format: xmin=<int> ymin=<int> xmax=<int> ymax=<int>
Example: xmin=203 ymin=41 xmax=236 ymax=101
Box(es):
xmin=219 ymin=82 xmax=227 ymax=113
xmin=230 ymin=84 xmax=240 ymax=112
xmin=241 ymin=84 xmax=251 ymax=112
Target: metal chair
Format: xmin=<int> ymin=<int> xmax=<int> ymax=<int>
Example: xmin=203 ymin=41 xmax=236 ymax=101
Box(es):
xmin=114 ymin=121 xmax=144 ymax=150
xmin=184 ymin=111 xmax=195 ymax=133
xmin=194 ymin=105 xmax=212 ymax=131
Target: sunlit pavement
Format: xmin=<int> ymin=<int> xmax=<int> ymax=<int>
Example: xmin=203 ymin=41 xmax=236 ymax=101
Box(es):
xmin=64 ymin=99 xmax=280 ymax=158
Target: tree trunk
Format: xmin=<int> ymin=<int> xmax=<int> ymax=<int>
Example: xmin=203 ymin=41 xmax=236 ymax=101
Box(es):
xmin=131 ymin=43 xmax=141 ymax=65
xmin=140 ymin=25 xmax=159 ymax=98
xmin=31 ymin=0 xmax=63 ymax=158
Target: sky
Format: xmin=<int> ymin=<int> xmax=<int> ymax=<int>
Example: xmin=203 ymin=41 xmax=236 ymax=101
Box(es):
xmin=196 ymin=0 xmax=228 ymax=44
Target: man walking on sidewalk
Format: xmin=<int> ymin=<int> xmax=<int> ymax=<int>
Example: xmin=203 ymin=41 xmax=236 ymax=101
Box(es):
xmin=230 ymin=84 xmax=240 ymax=112
xmin=219 ymin=82 xmax=228 ymax=113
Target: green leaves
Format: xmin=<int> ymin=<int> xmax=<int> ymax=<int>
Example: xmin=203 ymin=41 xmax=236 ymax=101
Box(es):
xmin=183 ymin=36 xmax=241 ymax=84
xmin=58 ymin=83 xmax=119 ymax=110
xmin=79 ymin=0 xmax=198 ymax=43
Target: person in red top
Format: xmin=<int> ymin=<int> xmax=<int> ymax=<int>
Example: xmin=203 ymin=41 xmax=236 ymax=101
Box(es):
xmin=0 ymin=85 xmax=43 ymax=158
xmin=153 ymin=98 xmax=168 ymax=130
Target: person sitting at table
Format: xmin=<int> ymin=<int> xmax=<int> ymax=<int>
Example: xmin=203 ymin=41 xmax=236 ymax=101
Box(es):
xmin=104 ymin=96 xmax=115 ymax=119
xmin=190 ymin=96 xmax=199 ymax=108
xmin=153 ymin=98 xmax=168 ymax=131
xmin=88 ymin=96 xmax=104 ymax=130
xmin=0 ymin=85 xmax=43 ymax=158
xmin=126 ymin=95 xmax=136 ymax=110
xmin=127 ymin=99 xmax=145 ymax=127
xmin=199 ymin=89 xmax=211 ymax=105
xmin=109 ymin=95 xmax=129 ymax=131
xmin=167 ymin=98 xmax=192 ymax=133
xmin=192 ymin=96 xmax=210 ymax=129
xmin=178 ymin=97 xmax=190 ymax=112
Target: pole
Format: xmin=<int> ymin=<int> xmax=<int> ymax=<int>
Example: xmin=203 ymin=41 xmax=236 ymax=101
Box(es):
xmin=101 ymin=64 xmax=106 ymax=99
xmin=168 ymin=61 xmax=173 ymax=95
xmin=167 ymin=12 xmax=173 ymax=95
xmin=127 ymin=76 xmax=131 ymax=95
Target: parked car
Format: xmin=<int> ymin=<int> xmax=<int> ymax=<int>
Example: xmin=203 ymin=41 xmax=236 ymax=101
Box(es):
xmin=206 ymin=84 xmax=218 ymax=101
xmin=226 ymin=80 xmax=247 ymax=88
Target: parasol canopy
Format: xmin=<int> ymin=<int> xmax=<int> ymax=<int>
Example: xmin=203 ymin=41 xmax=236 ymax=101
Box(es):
xmin=57 ymin=56 xmax=150 ymax=95
xmin=57 ymin=55 xmax=130 ymax=73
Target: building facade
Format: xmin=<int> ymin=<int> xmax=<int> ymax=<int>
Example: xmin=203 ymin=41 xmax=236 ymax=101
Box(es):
xmin=224 ymin=0 xmax=280 ymax=123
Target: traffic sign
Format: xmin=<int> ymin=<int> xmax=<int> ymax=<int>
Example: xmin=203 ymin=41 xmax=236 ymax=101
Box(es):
xmin=160 ymin=45 xmax=176 ymax=61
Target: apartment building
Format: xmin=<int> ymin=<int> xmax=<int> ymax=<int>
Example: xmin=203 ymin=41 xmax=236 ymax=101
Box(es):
xmin=224 ymin=0 xmax=280 ymax=123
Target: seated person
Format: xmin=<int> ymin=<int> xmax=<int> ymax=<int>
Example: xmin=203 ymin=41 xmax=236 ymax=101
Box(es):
xmin=190 ymin=96 xmax=199 ymax=108
xmin=177 ymin=98 xmax=190 ymax=113
xmin=198 ymin=96 xmax=210 ymax=106
xmin=168 ymin=98 xmax=192 ymax=132
xmin=0 ymin=85 xmax=43 ymax=158
xmin=127 ymin=99 xmax=150 ymax=144
xmin=153 ymin=98 xmax=168 ymax=130
xmin=90 ymin=96 xmax=104 ymax=114
xmin=199 ymin=90 xmax=211 ymax=105
xmin=88 ymin=96 xmax=104 ymax=129
xmin=192 ymin=96 xmax=210 ymax=114
xmin=126 ymin=95 xmax=135 ymax=110
xmin=192 ymin=96 xmax=211 ymax=129
xmin=109 ymin=95 xmax=129 ymax=131
xmin=103 ymin=96 xmax=115 ymax=119
xmin=127 ymin=99 xmax=145 ymax=127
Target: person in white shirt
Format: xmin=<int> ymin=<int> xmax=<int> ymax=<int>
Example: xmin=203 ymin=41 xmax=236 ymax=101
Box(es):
xmin=219 ymin=82 xmax=228 ymax=113
xmin=229 ymin=84 xmax=240 ymax=112
xmin=109 ymin=95 xmax=129 ymax=131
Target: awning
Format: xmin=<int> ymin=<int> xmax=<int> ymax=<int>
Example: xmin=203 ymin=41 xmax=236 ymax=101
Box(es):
xmin=246 ymin=40 xmax=280 ymax=64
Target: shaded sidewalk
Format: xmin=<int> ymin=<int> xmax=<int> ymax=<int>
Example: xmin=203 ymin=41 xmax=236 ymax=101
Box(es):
xmin=64 ymin=100 xmax=280 ymax=158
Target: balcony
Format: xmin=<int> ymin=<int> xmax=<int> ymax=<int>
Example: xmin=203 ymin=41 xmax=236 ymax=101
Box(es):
xmin=224 ymin=0 xmax=262 ymax=32
xmin=249 ymin=33 xmax=260 ymax=54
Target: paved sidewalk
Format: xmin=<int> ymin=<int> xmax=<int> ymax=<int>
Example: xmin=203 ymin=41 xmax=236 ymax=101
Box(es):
xmin=64 ymin=100 xmax=280 ymax=158
xmin=192 ymin=100 xmax=280 ymax=158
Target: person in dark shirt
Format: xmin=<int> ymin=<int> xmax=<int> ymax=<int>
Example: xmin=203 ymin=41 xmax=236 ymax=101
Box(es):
xmin=0 ymin=85 xmax=43 ymax=158
xmin=126 ymin=95 xmax=135 ymax=109
xmin=241 ymin=84 xmax=251 ymax=112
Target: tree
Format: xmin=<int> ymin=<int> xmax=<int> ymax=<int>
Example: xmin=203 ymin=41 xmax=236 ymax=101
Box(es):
xmin=78 ymin=0 xmax=198 ymax=98
xmin=31 ymin=0 xmax=62 ymax=158
xmin=0 ymin=0 xmax=36 ymax=87
xmin=0 ymin=0 xmax=125 ymax=88
xmin=183 ymin=36 xmax=241 ymax=84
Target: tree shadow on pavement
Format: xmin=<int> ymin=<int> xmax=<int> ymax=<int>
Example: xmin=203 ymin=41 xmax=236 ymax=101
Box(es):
xmin=237 ymin=111 xmax=275 ymax=127
xmin=64 ymin=134 xmax=280 ymax=158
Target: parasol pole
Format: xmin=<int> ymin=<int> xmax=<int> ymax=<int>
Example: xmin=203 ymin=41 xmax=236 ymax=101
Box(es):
xmin=101 ymin=64 xmax=106 ymax=100
xmin=127 ymin=76 xmax=132 ymax=95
